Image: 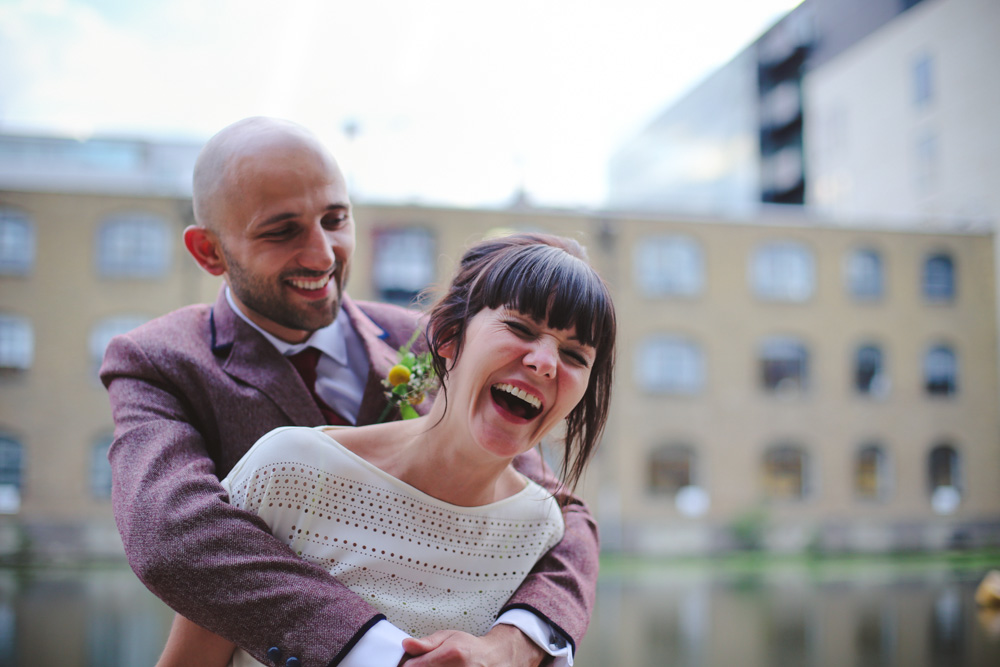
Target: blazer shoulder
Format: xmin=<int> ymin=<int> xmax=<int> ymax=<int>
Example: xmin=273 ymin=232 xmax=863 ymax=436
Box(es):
xmin=101 ymin=303 xmax=216 ymax=381
xmin=126 ymin=303 xmax=215 ymax=350
xmin=352 ymin=299 xmax=425 ymax=349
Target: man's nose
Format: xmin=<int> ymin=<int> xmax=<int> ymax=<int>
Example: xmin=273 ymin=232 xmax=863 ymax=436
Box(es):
xmin=298 ymin=222 xmax=337 ymax=270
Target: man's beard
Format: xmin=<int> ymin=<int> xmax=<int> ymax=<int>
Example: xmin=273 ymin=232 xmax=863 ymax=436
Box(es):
xmin=224 ymin=252 xmax=344 ymax=333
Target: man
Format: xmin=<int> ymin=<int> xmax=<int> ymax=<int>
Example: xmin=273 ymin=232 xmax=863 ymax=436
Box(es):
xmin=100 ymin=117 xmax=598 ymax=667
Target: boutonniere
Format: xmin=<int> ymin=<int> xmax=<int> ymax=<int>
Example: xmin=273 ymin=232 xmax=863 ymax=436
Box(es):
xmin=377 ymin=328 xmax=437 ymax=422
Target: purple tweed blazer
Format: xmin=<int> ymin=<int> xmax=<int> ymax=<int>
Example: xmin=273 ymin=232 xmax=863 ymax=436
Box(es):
xmin=100 ymin=289 xmax=599 ymax=666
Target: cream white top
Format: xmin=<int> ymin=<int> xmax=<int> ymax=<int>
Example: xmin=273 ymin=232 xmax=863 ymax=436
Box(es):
xmin=224 ymin=426 xmax=564 ymax=666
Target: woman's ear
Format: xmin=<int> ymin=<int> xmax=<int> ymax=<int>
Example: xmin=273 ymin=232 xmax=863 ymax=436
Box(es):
xmin=183 ymin=225 xmax=227 ymax=276
xmin=437 ymin=337 xmax=457 ymax=360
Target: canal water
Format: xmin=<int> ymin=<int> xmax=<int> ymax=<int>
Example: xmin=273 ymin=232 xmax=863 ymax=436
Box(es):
xmin=2 ymin=559 xmax=999 ymax=666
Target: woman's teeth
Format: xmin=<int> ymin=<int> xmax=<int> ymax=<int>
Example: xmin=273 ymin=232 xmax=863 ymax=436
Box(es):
xmin=492 ymin=383 xmax=541 ymax=410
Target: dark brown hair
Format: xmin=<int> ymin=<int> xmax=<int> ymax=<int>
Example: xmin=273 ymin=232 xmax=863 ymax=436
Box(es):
xmin=427 ymin=232 xmax=616 ymax=491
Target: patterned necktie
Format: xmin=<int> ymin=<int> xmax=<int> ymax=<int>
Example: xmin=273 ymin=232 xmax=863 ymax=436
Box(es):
xmin=287 ymin=347 xmax=349 ymax=426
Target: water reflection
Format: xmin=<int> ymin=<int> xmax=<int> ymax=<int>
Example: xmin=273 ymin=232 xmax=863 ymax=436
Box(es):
xmin=0 ymin=568 xmax=172 ymax=666
xmin=576 ymin=563 xmax=1000 ymax=667
xmin=1 ymin=562 xmax=999 ymax=666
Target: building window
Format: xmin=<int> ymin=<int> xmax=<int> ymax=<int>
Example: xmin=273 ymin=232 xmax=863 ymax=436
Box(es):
xmin=923 ymin=253 xmax=955 ymax=302
xmin=633 ymin=235 xmax=704 ymax=297
xmin=913 ymin=53 xmax=933 ymax=108
xmin=914 ymin=132 xmax=939 ymax=191
xmin=636 ymin=336 xmax=705 ymax=395
xmin=0 ymin=314 xmax=33 ymax=370
xmin=0 ymin=207 xmax=36 ymax=276
xmin=89 ymin=316 xmax=148 ymax=375
xmin=91 ymin=435 xmax=113 ymax=499
xmin=760 ymin=336 xmax=808 ymax=395
xmin=855 ymin=344 xmax=888 ymax=397
xmin=751 ymin=242 xmax=814 ymax=301
xmin=371 ymin=228 xmax=435 ymax=306
xmin=845 ymin=248 xmax=883 ymax=300
xmin=855 ymin=444 xmax=890 ymax=501
xmin=924 ymin=344 xmax=957 ymax=396
xmin=648 ymin=445 xmax=694 ymax=496
xmin=762 ymin=444 xmax=809 ymax=501
xmin=96 ymin=214 xmax=171 ymax=278
xmin=0 ymin=436 xmax=23 ymax=514
xmin=928 ymin=444 xmax=961 ymax=514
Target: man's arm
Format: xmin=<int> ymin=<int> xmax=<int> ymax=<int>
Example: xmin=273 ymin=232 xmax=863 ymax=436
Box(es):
xmin=507 ymin=449 xmax=600 ymax=653
xmin=102 ymin=333 xmax=384 ymax=666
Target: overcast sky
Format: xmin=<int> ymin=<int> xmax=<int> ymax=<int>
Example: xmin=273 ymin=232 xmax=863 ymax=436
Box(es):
xmin=0 ymin=0 xmax=801 ymax=207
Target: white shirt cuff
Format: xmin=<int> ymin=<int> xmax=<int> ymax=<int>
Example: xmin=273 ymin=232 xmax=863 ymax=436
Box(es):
xmin=492 ymin=609 xmax=574 ymax=667
xmin=337 ymin=619 xmax=409 ymax=667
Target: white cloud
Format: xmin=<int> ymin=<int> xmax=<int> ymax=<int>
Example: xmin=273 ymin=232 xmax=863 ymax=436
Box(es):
xmin=0 ymin=0 xmax=802 ymax=205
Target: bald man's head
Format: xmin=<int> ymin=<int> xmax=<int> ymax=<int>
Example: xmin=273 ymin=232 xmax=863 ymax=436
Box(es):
xmin=184 ymin=117 xmax=355 ymax=343
xmin=192 ymin=117 xmax=337 ymax=232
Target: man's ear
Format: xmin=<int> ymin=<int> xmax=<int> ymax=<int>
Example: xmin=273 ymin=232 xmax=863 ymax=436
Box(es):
xmin=183 ymin=225 xmax=227 ymax=276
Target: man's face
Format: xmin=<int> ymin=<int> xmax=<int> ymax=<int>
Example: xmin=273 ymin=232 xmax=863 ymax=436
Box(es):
xmin=214 ymin=138 xmax=355 ymax=343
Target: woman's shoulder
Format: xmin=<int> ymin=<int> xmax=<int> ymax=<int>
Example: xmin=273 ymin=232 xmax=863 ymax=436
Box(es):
xmin=225 ymin=426 xmax=345 ymax=480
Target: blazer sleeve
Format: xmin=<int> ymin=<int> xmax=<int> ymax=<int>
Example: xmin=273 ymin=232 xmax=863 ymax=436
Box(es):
xmin=101 ymin=333 xmax=383 ymax=667
xmin=505 ymin=449 xmax=600 ymax=653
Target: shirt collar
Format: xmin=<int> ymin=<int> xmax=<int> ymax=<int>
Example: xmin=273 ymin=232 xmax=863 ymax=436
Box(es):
xmin=225 ymin=286 xmax=350 ymax=365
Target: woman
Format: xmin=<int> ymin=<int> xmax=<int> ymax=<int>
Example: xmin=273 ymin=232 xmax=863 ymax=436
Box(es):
xmin=157 ymin=232 xmax=617 ymax=666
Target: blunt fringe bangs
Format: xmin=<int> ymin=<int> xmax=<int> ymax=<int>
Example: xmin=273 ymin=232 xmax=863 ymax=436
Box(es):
xmin=427 ymin=232 xmax=617 ymax=494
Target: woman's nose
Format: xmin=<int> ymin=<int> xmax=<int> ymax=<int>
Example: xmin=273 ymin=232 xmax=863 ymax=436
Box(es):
xmin=524 ymin=339 xmax=558 ymax=378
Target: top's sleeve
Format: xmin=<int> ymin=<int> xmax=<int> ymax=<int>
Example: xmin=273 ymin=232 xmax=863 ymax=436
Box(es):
xmin=505 ymin=449 xmax=600 ymax=654
xmin=101 ymin=333 xmax=384 ymax=667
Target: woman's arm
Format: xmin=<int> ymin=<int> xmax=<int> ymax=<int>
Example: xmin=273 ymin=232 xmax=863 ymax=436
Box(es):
xmin=157 ymin=614 xmax=237 ymax=667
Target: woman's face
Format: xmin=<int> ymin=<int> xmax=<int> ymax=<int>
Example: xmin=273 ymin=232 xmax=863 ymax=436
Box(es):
xmin=441 ymin=306 xmax=596 ymax=461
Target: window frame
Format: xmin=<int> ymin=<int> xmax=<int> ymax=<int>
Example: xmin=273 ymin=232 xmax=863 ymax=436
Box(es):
xmin=647 ymin=444 xmax=696 ymax=497
xmin=922 ymin=252 xmax=955 ymax=303
xmin=854 ymin=343 xmax=888 ymax=398
xmin=762 ymin=443 xmax=811 ymax=502
xmin=750 ymin=241 xmax=815 ymax=302
xmin=0 ymin=207 xmax=36 ymax=276
xmin=371 ymin=227 xmax=436 ymax=307
xmin=90 ymin=434 xmax=114 ymax=499
xmin=633 ymin=235 xmax=704 ymax=298
xmin=0 ymin=313 xmax=34 ymax=370
xmin=759 ymin=336 xmax=809 ymax=396
xmin=635 ymin=335 xmax=706 ymax=396
xmin=0 ymin=435 xmax=24 ymax=514
xmin=854 ymin=443 xmax=891 ymax=502
xmin=96 ymin=213 xmax=172 ymax=279
xmin=923 ymin=343 xmax=958 ymax=397
xmin=844 ymin=247 xmax=883 ymax=301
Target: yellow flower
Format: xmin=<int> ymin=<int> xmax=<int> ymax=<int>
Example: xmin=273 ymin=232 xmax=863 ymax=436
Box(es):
xmin=388 ymin=364 xmax=411 ymax=387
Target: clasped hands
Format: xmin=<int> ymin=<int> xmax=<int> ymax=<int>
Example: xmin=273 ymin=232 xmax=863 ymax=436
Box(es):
xmin=399 ymin=623 xmax=547 ymax=667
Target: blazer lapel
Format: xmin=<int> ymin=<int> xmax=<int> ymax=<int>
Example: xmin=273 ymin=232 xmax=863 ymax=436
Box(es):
xmin=342 ymin=296 xmax=408 ymax=425
xmin=210 ymin=289 xmax=324 ymax=427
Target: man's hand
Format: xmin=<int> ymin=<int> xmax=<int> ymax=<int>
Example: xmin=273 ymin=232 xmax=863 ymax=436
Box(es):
xmin=400 ymin=624 xmax=546 ymax=667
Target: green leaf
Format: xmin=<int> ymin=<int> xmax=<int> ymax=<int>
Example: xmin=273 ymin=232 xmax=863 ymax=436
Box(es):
xmin=400 ymin=403 xmax=419 ymax=420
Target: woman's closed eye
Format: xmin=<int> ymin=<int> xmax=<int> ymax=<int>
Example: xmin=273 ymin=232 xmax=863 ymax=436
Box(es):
xmin=504 ymin=320 xmax=534 ymax=337
xmin=561 ymin=348 xmax=592 ymax=368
